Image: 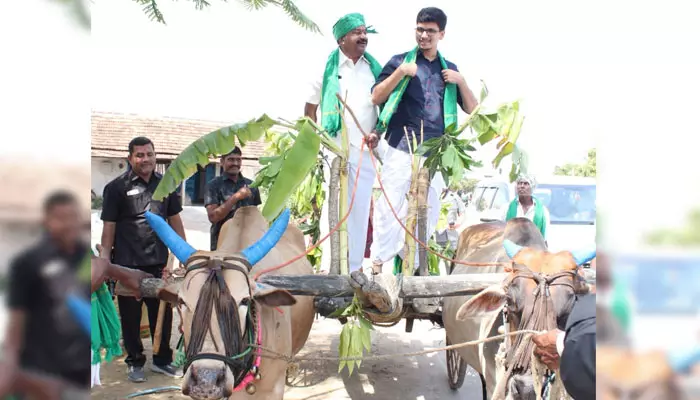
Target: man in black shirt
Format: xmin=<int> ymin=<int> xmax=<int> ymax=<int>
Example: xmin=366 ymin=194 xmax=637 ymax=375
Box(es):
xmin=99 ymin=136 xmax=186 ymax=383
xmin=204 ymin=146 xmax=262 ymax=250
xmin=0 ymin=191 xmax=91 ymax=397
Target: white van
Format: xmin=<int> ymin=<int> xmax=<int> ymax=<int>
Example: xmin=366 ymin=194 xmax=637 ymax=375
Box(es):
xmin=462 ymin=175 xmax=596 ymax=255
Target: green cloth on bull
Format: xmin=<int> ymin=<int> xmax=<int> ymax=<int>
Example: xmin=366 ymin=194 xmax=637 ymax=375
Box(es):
xmin=86 ymin=249 xmax=123 ymax=365
xmin=505 ymin=198 xmax=546 ymax=238
xmin=320 ymin=13 xmax=382 ymax=138
xmin=375 ymin=47 xmax=458 ymax=134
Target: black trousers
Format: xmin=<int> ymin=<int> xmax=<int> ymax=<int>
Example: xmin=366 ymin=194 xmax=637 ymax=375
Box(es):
xmin=117 ymin=264 xmax=173 ymax=368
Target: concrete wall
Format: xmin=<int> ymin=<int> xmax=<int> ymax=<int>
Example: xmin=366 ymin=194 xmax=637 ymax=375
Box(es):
xmin=0 ymin=222 xmax=42 ymax=275
xmin=92 ymin=157 xmax=129 ymax=198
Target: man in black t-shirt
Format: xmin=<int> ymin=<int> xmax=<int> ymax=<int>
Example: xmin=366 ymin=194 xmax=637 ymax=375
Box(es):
xmin=0 ymin=191 xmax=91 ymax=398
xmin=204 ymin=146 xmax=261 ymax=250
xmin=99 ymin=136 xmax=186 ymax=383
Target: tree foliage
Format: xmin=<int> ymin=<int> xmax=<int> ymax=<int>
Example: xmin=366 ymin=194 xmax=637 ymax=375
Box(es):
xmin=133 ymin=0 xmax=321 ymax=32
xmin=554 ymin=148 xmax=596 ymax=177
xmin=645 ymin=209 xmax=700 ymax=247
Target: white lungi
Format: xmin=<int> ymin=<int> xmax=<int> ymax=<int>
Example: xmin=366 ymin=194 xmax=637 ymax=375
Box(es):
xmin=370 ymin=142 xmax=446 ymax=268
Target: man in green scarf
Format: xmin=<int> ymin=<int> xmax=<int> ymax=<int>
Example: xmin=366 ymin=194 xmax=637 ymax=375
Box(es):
xmin=501 ymin=174 xmax=550 ymax=243
xmin=304 ymin=13 xmax=384 ymax=273
xmin=367 ymin=7 xmax=478 ymax=273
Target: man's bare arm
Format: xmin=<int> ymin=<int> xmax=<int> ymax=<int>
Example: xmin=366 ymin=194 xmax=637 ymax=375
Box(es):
xmin=456 ymin=79 xmax=478 ymax=114
xmin=304 ymin=103 xmax=318 ymax=122
xmin=1 ymin=311 xmax=25 ymax=366
xmin=99 ymin=222 xmax=116 ymax=260
xmin=206 ymin=193 xmax=243 ymax=224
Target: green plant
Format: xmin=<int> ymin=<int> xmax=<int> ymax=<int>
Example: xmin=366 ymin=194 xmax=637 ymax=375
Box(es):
xmin=92 ymin=196 xmax=104 ymax=210
xmin=417 ymin=82 xmax=526 ymax=185
xmin=329 ymin=296 xmax=373 ymax=376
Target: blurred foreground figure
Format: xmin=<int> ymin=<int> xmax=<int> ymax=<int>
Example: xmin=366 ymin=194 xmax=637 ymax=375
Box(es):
xmin=0 ymin=191 xmax=90 ymax=399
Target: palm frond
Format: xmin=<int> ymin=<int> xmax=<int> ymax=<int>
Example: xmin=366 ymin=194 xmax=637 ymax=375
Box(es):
xmin=237 ymin=0 xmax=268 ymax=11
xmin=134 ymin=0 xmax=166 ymax=24
xmin=189 ymin=0 xmax=211 ymax=11
xmin=269 ymin=0 xmax=321 ymax=34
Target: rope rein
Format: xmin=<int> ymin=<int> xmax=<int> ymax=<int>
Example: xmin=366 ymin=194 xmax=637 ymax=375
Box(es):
xmin=249 ymin=329 xmax=544 ymax=363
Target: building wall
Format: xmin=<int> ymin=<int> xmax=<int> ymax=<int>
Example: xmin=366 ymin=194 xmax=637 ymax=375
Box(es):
xmin=92 ymin=157 xmax=129 ymax=197
xmin=0 ymin=222 xmax=42 ymax=276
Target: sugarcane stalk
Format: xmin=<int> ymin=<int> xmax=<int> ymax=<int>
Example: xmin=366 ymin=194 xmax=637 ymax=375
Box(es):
xmin=416 ymin=167 xmax=430 ymax=276
xmin=337 ymin=93 xmax=351 ymax=276
xmin=401 ymin=128 xmax=420 ymax=276
xmin=328 ymin=156 xmax=341 ymax=276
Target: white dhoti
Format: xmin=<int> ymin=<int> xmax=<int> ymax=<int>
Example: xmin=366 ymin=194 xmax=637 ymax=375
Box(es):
xmin=370 ymin=142 xmax=446 ymax=268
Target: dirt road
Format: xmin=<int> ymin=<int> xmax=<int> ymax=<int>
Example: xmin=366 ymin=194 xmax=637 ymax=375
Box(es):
xmin=91 ymin=316 xmax=483 ymax=400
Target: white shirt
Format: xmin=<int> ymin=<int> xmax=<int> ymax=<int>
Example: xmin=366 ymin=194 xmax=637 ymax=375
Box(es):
xmin=307 ymin=51 xmax=379 ymax=150
xmin=499 ymin=198 xmax=551 ymax=241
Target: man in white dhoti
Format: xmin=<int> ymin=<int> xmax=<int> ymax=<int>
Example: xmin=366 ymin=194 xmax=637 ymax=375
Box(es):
xmin=367 ymin=7 xmax=478 ymax=273
xmin=304 ymin=12 xmax=384 ymax=273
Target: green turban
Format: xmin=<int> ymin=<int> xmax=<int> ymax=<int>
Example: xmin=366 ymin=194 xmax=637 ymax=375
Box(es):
xmin=332 ymin=13 xmax=377 ymax=41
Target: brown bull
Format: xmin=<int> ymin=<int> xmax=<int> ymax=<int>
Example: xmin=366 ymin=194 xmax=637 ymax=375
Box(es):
xmin=597 ymin=346 xmax=683 ymax=400
xmin=146 ymin=206 xmax=314 ymax=400
xmin=442 ymin=218 xmax=594 ymax=400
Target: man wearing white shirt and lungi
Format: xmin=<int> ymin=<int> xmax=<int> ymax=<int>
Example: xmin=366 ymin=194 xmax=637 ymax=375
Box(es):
xmin=304 ymin=12 xmax=384 ymax=273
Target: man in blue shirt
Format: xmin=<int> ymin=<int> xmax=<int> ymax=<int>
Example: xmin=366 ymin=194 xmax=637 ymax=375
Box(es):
xmin=366 ymin=7 xmax=478 ymax=273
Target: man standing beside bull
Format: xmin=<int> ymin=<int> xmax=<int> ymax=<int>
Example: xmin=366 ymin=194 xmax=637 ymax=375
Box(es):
xmin=100 ymin=136 xmax=185 ymax=383
xmin=367 ymin=7 xmax=478 ymax=273
xmin=304 ymin=12 xmax=383 ymax=273
xmin=501 ymin=174 xmax=551 ymax=244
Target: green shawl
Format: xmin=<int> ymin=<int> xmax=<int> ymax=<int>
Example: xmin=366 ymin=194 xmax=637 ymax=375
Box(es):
xmin=506 ymin=198 xmax=546 ymax=238
xmin=321 ymin=12 xmax=382 ymax=138
xmin=375 ymin=47 xmax=458 ymax=134
xmin=85 ymin=249 xmax=123 ymax=365
xmin=320 ymin=49 xmax=383 ymax=137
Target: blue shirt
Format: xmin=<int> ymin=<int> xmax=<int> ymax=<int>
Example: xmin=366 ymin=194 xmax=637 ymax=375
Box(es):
xmin=373 ymin=51 xmax=464 ymax=153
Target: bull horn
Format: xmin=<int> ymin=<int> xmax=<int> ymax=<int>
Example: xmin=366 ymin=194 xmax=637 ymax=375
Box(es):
xmin=145 ymin=211 xmax=196 ymax=264
xmin=570 ymin=245 xmax=596 ymax=266
xmin=241 ymin=208 xmax=291 ymax=266
xmin=503 ymin=239 xmax=524 ymax=259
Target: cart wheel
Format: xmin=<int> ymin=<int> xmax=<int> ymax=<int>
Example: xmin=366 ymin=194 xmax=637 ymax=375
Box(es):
xmin=446 ymin=335 xmax=467 ymax=390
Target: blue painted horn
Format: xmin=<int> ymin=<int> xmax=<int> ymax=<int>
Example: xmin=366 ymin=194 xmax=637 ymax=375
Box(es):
xmin=570 ymin=245 xmax=596 ymax=266
xmin=241 ymin=208 xmax=291 ymax=266
xmin=66 ymin=294 xmax=91 ymax=336
xmin=145 ymin=211 xmax=197 ymax=264
xmin=668 ymin=346 xmax=700 ymax=374
xmin=503 ymin=239 xmax=524 ymax=258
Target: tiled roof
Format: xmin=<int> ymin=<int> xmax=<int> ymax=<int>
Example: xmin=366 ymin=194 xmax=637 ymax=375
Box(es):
xmin=91 ymin=111 xmax=268 ymax=161
xmin=0 ymin=161 xmax=91 ymax=223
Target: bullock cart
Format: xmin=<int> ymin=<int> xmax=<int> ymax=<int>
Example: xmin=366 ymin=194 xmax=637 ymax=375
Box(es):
xmin=117 ymin=264 xmax=596 ymax=390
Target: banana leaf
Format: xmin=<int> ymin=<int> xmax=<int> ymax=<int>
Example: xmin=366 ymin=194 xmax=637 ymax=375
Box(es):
xmin=261 ymin=121 xmax=321 ymax=220
xmin=153 ymin=114 xmax=276 ymax=201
